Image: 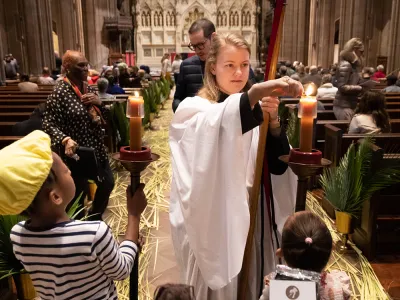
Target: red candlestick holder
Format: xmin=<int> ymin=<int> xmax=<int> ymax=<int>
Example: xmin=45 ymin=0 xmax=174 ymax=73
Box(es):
xmin=113 ymin=146 xmax=159 ymax=300
xmin=279 ymin=148 xmax=331 ymax=211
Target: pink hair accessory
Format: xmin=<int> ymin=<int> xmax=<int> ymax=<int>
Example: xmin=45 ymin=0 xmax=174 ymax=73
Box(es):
xmin=305 ymin=237 xmax=313 ymax=245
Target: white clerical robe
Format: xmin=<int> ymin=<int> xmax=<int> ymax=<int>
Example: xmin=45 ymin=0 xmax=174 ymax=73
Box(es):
xmin=169 ymin=94 xmax=297 ymax=300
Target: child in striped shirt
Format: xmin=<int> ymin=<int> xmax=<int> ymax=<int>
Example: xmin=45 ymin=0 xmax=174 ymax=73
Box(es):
xmin=0 ymin=131 xmax=147 ymax=299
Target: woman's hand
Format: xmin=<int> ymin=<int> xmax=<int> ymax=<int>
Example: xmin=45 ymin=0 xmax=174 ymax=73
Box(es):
xmin=260 ymin=97 xmax=279 ymax=121
xmin=81 ymin=93 xmax=101 ymax=106
xmin=64 ymin=138 xmax=78 ymax=157
xmin=248 ymin=76 xmax=303 ymax=107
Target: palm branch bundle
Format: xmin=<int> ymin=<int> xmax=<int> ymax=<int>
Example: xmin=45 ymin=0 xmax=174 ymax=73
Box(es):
xmin=320 ymin=136 xmax=400 ymax=217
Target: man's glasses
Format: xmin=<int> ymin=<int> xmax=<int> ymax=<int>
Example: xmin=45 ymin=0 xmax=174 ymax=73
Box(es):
xmin=188 ymin=39 xmax=209 ymax=51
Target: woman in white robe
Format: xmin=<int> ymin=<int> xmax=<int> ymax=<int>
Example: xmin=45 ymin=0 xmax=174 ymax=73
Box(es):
xmin=169 ymin=33 xmax=303 ymax=300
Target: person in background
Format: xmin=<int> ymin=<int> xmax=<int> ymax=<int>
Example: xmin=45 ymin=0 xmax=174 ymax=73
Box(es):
xmin=382 ymin=74 xmax=400 ymax=93
xmin=8 ymin=53 xmax=19 ymax=72
xmin=12 ymin=103 xmax=45 ymax=136
xmin=349 ymin=91 xmax=391 ymax=134
xmin=97 ymin=77 xmax=115 ymax=101
xmin=296 ymin=64 xmax=306 ymax=81
xmin=330 ymin=64 xmax=338 ymax=87
xmin=88 ymin=69 xmax=100 ymax=84
xmin=103 ymin=67 xmax=125 ymax=94
xmin=317 ymin=74 xmax=338 ymax=101
xmin=290 ymin=74 xmax=300 ymax=82
xmin=54 ymin=51 xmax=62 ymax=72
xmin=172 ymin=18 xmax=217 ymax=112
xmin=161 ymin=53 xmax=172 ymax=77
xmin=301 ymin=65 xmax=322 ymax=87
xmin=285 ymin=61 xmax=295 ymax=76
xmin=51 ymin=69 xmax=60 ymax=81
xmin=359 ymin=67 xmax=377 ymax=92
xmin=333 ymin=38 xmax=364 ymax=120
xmin=154 ymin=284 xmax=195 ymax=300
xmin=4 ymin=54 xmax=18 ymax=79
xmin=279 ymin=65 xmax=288 ymax=77
xmin=38 ymin=67 xmax=55 ymax=85
xmin=43 ymin=50 xmax=113 ymax=221
xmin=255 ymin=68 xmax=265 ymax=83
xmin=259 ymin=211 xmax=351 ymax=300
xmin=118 ymin=62 xmax=135 ymax=88
xmin=18 ymin=74 xmax=39 ymax=92
xmin=305 ymin=65 xmax=310 ymax=75
xmin=1 ymin=131 xmax=147 ymax=299
xmin=139 ymin=65 xmax=152 ymax=81
xmin=129 ymin=66 xmax=139 ymax=78
xmin=172 ymin=54 xmax=183 ymax=83
xmin=373 ymin=64 xmax=386 ymax=81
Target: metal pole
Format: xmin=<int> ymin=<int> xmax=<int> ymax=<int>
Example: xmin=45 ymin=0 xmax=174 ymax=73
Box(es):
xmin=129 ymin=172 xmax=140 ymax=300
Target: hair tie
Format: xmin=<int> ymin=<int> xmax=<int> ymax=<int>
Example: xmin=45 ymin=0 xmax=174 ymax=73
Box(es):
xmin=305 ymin=237 xmax=313 ymax=245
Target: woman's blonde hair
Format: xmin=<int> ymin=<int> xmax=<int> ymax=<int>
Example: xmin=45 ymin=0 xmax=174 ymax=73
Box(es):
xmin=198 ymin=33 xmax=251 ymax=102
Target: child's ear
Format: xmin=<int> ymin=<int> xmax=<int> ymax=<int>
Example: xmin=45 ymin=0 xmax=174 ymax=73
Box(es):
xmin=49 ymin=190 xmax=63 ymax=206
xmin=211 ymin=64 xmax=216 ymax=75
xmin=276 ymin=248 xmax=283 ymax=258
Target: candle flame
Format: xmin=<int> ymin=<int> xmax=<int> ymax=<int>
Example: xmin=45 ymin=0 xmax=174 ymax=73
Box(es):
xmin=305 ymin=84 xmax=315 ymax=96
xmin=134 ymin=91 xmax=139 ymax=97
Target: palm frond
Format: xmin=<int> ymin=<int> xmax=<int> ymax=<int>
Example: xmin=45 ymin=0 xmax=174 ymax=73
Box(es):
xmin=320 ymin=137 xmax=400 ymax=217
xmin=0 ymin=215 xmax=26 ymax=278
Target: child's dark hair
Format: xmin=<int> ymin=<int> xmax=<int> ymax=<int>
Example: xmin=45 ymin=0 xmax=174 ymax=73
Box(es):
xmin=22 ymin=168 xmax=57 ymax=216
xmin=354 ymin=91 xmax=391 ymax=133
xmin=154 ymin=284 xmax=195 ymax=300
xmin=282 ymin=211 xmax=333 ymax=273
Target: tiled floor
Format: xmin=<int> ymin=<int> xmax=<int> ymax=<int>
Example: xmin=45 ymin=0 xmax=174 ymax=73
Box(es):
xmin=147 ymin=208 xmax=181 ymax=294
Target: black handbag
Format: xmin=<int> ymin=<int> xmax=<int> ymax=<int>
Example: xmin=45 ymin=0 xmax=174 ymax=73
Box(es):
xmin=66 ymin=146 xmax=102 ymax=182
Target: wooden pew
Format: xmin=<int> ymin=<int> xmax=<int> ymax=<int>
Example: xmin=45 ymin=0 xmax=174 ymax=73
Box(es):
xmin=315 ymin=119 xmax=400 ymax=145
xmin=323 ymin=124 xmax=400 ymax=166
xmin=0 ymin=112 xmax=31 ymax=122
xmin=0 ymin=136 xmax=20 ymax=149
xmin=0 ymin=122 xmax=17 ymax=136
xmin=0 ymin=105 xmax=37 ymax=113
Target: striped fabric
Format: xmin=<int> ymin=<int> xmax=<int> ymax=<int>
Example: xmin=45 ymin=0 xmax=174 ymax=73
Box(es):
xmin=10 ymin=220 xmax=137 ymax=299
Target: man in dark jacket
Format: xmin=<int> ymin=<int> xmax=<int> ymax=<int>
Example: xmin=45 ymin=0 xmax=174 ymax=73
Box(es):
xmin=172 ymin=19 xmax=216 ymax=112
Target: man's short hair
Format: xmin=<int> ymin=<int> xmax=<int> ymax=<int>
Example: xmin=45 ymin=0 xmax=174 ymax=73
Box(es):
xmin=42 ymin=67 xmax=50 ymax=75
xmin=322 ymin=74 xmax=332 ymax=84
xmin=387 ymin=74 xmax=398 ymax=86
xmin=97 ymin=77 xmax=109 ymax=93
xmin=20 ymin=74 xmax=30 ymax=82
xmin=188 ymin=18 xmax=216 ymax=38
xmin=310 ymin=66 xmax=318 ymax=75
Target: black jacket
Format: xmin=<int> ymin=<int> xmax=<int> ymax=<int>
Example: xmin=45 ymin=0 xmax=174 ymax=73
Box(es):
xmin=172 ymin=56 xmax=205 ymax=112
xmin=172 ymin=56 xmax=257 ymax=112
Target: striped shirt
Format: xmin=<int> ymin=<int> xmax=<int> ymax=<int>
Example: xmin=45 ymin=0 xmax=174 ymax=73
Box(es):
xmin=10 ymin=220 xmax=137 ymax=300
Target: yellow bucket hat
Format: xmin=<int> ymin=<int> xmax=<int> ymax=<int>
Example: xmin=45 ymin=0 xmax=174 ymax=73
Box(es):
xmin=0 ymin=130 xmax=53 ymax=215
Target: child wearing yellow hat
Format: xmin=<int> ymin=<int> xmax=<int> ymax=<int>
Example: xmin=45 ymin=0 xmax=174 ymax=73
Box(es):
xmin=0 ymin=130 xmax=147 ymax=299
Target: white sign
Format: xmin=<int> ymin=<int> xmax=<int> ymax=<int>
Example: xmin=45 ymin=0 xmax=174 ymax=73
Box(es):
xmin=269 ymin=280 xmax=317 ymax=300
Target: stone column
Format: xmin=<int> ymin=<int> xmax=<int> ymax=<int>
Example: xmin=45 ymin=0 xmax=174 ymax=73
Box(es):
xmin=279 ymin=0 xmax=309 ymax=64
xmin=22 ymin=0 xmax=55 ymax=75
xmin=387 ymin=0 xmax=400 ymax=72
xmin=308 ymin=0 xmax=336 ymax=67
xmin=338 ymin=0 xmax=371 ymax=51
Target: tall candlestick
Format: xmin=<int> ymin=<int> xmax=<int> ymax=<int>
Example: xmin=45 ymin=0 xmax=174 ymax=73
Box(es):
xmin=127 ymin=93 xmax=144 ymax=151
xmin=298 ymin=85 xmax=317 ymax=153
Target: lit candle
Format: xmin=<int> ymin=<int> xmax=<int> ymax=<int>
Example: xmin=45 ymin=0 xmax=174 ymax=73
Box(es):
xmin=298 ymin=84 xmax=317 ymax=153
xmin=127 ymin=92 xmax=144 ymax=151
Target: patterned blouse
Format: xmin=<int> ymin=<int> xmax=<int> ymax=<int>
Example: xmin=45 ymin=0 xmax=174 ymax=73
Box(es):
xmin=42 ymin=80 xmax=108 ymax=163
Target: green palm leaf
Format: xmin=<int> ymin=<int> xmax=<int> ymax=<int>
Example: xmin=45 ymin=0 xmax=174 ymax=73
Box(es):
xmin=320 ymin=137 xmax=400 ymax=217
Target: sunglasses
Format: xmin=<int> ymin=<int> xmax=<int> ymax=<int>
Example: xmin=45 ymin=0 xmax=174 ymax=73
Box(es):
xmin=188 ymin=39 xmax=209 ymax=51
